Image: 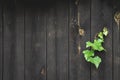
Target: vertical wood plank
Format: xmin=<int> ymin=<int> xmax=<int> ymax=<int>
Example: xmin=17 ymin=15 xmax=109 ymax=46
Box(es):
xmin=46 ymin=4 xmax=57 ymax=80
xmin=113 ymin=0 xmax=120 ymax=80
xmin=69 ymin=1 xmax=78 ymax=80
xmin=3 ymin=1 xmax=16 ymax=80
xmin=55 ymin=0 xmax=69 ymax=80
xmin=69 ymin=0 xmax=91 ymax=80
xmin=91 ymin=0 xmax=113 ymax=80
xmin=3 ymin=0 xmax=25 ymax=80
xmin=77 ymin=0 xmax=91 ymax=79
xmin=0 ymin=1 xmax=3 ymax=80
xmin=14 ymin=1 xmax=25 ymax=80
xmin=25 ymin=6 xmax=46 ymax=80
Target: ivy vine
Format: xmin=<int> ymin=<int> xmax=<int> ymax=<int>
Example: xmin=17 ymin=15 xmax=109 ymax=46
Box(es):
xmin=82 ymin=27 xmax=108 ymax=69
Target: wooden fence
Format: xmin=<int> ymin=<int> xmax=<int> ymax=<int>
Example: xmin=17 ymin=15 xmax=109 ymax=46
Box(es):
xmin=0 ymin=0 xmax=120 ymax=80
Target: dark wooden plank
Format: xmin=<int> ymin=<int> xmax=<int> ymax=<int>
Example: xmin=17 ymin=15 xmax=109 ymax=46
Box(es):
xmin=55 ymin=0 xmax=69 ymax=80
xmin=113 ymin=12 xmax=120 ymax=80
xmin=46 ymin=5 xmax=56 ymax=80
xmin=25 ymin=6 xmax=46 ymax=80
xmin=91 ymin=0 xmax=113 ymax=80
xmin=69 ymin=0 xmax=91 ymax=80
xmin=113 ymin=0 xmax=120 ymax=80
xmin=0 ymin=1 xmax=3 ymax=80
xmin=14 ymin=1 xmax=25 ymax=80
xmin=77 ymin=0 xmax=91 ymax=79
xmin=3 ymin=1 xmax=25 ymax=80
xmin=3 ymin=1 xmax=16 ymax=80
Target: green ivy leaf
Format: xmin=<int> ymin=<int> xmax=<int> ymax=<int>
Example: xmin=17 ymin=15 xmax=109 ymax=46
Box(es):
xmin=86 ymin=39 xmax=104 ymax=51
xmin=88 ymin=56 xmax=101 ymax=69
xmin=98 ymin=32 xmax=103 ymax=39
xmin=82 ymin=27 xmax=108 ymax=69
xmin=83 ymin=50 xmax=94 ymax=61
xmin=86 ymin=41 xmax=93 ymax=48
xmin=97 ymin=38 xmax=104 ymax=43
xmin=103 ymin=27 xmax=108 ymax=36
xmin=93 ymin=39 xmax=105 ymax=51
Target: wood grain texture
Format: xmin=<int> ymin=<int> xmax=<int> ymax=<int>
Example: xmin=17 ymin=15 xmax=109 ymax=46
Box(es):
xmin=3 ymin=1 xmax=17 ymax=80
xmin=91 ymin=0 xmax=113 ymax=80
xmin=69 ymin=0 xmax=79 ymax=80
xmin=14 ymin=1 xmax=25 ymax=80
xmin=0 ymin=0 xmax=120 ymax=80
xmin=25 ymin=6 xmax=46 ymax=80
xmin=113 ymin=0 xmax=120 ymax=80
xmin=55 ymin=0 xmax=69 ymax=80
xmin=78 ymin=0 xmax=91 ymax=80
xmin=46 ymin=4 xmax=57 ymax=80
xmin=69 ymin=0 xmax=91 ymax=80
xmin=3 ymin=0 xmax=24 ymax=80
xmin=0 ymin=1 xmax=3 ymax=80
xmin=3 ymin=1 xmax=14 ymax=80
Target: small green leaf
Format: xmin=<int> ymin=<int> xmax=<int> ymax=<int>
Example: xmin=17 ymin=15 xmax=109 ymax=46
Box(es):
xmin=103 ymin=27 xmax=108 ymax=36
xmin=88 ymin=56 xmax=101 ymax=69
xmin=98 ymin=32 xmax=103 ymax=39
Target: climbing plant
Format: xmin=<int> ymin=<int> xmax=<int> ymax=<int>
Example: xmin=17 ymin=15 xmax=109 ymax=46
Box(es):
xmin=82 ymin=27 xmax=108 ymax=69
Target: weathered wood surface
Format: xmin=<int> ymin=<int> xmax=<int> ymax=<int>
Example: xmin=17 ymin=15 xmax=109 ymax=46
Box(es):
xmin=0 ymin=1 xmax=3 ymax=80
xmin=55 ymin=0 xmax=69 ymax=80
xmin=91 ymin=0 xmax=113 ymax=80
xmin=3 ymin=0 xmax=24 ymax=80
xmin=46 ymin=1 xmax=56 ymax=80
xmin=113 ymin=0 xmax=120 ymax=80
xmin=25 ymin=6 xmax=47 ymax=80
xmin=0 ymin=0 xmax=119 ymax=80
xmin=69 ymin=0 xmax=91 ymax=80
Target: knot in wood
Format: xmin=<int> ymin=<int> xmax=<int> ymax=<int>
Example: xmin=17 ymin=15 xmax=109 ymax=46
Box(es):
xmin=114 ymin=12 xmax=120 ymax=30
xmin=79 ymin=28 xmax=85 ymax=36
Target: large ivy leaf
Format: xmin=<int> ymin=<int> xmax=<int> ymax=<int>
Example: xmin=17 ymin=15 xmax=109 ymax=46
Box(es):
xmin=88 ymin=56 xmax=101 ymax=69
xmin=86 ymin=39 xmax=104 ymax=51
